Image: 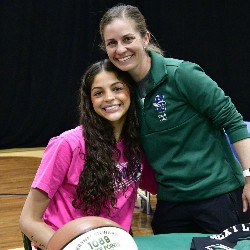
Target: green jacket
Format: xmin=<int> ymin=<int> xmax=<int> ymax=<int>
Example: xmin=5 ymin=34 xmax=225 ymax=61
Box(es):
xmin=136 ymin=51 xmax=249 ymax=202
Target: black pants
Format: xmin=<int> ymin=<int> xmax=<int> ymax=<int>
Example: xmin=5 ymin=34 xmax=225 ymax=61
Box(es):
xmin=151 ymin=187 xmax=250 ymax=234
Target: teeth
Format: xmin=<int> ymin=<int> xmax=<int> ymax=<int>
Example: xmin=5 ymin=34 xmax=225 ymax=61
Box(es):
xmin=118 ymin=56 xmax=131 ymax=62
xmin=104 ymin=105 xmax=119 ymax=110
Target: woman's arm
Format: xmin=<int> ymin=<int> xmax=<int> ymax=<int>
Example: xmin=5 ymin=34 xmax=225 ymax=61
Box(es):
xmin=233 ymin=137 xmax=250 ymax=212
xmin=139 ymin=154 xmax=157 ymax=195
xmin=19 ymin=188 xmax=55 ymax=249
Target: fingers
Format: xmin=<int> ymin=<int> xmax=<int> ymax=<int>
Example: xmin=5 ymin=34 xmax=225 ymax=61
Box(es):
xmin=242 ymin=195 xmax=249 ymax=212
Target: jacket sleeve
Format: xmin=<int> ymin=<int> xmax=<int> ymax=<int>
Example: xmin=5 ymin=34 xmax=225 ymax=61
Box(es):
xmin=175 ymin=61 xmax=249 ymax=143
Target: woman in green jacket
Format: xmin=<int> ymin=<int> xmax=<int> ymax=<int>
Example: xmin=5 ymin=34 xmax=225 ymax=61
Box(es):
xmin=99 ymin=3 xmax=250 ymax=234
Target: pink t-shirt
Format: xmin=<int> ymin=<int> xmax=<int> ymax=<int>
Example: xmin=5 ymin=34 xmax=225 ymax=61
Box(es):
xmin=32 ymin=126 xmax=156 ymax=232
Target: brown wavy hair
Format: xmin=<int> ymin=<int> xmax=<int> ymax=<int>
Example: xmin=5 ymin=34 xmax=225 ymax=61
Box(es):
xmin=72 ymin=59 xmax=141 ymax=215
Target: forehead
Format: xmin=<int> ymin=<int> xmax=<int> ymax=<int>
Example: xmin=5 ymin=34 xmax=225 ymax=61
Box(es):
xmin=103 ymin=18 xmax=138 ymax=39
xmin=92 ymin=71 xmax=120 ymax=87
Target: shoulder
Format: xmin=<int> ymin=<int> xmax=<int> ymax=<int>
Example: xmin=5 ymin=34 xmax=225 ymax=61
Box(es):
xmin=164 ymin=57 xmax=204 ymax=77
xmin=150 ymin=50 xmax=184 ymax=67
xmin=47 ymin=126 xmax=84 ymax=152
xmin=165 ymin=57 xmax=184 ymax=66
xmin=58 ymin=126 xmax=83 ymax=141
xmin=149 ymin=50 xmax=207 ymax=84
xmin=163 ymin=57 xmax=207 ymax=83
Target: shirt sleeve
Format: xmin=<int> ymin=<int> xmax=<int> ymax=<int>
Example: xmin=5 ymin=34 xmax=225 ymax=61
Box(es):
xmin=32 ymin=136 xmax=73 ymax=199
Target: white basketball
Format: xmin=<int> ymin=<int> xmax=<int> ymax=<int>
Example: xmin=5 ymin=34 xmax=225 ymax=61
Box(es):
xmin=45 ymin=216 xmax=138 ymax=250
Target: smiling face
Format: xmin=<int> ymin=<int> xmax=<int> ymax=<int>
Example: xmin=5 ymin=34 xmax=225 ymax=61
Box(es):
xmin=91 ymin=70 xmax=131 ymax=130
xmin=103 ymin=18 xmax=150 ymax=81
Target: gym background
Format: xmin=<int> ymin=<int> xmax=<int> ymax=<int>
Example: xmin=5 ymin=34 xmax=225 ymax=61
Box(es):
xmin=1 ymin=0 xmax=250 ymax=149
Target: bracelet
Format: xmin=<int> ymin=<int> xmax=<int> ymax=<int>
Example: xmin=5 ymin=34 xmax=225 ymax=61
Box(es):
xmin=243 ymin=168 xmax=250 ymax=177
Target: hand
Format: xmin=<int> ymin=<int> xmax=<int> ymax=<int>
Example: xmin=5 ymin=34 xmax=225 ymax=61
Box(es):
xmin=242 ymin=180 xmax=250 ymax=212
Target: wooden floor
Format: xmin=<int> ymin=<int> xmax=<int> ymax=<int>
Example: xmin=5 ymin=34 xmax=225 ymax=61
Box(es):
xmin=0 ymin=148 xmax=156 ymax=250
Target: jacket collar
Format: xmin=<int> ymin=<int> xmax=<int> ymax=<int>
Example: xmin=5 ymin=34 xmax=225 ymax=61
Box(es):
xmin=149 ymin=50 xmax=168 ymax=87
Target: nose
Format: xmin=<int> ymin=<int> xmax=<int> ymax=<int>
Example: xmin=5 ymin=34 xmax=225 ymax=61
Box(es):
xmin=116 ymin=42 xmax=127 ymax=54
xmin=104 ymin=91 xmax=115 ymax=102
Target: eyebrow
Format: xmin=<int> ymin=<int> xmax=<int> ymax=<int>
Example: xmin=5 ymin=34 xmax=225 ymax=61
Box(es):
xmin=91 ymin=81 xmax=124 ymax=91
xmin=105 ymin=34 xmax=135 ymax=43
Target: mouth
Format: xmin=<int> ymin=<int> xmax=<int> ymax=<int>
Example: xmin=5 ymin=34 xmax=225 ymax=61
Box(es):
xmin=103 ymin=104 xmax=121 ymax=111
xmin=117 ymin=55 xmax=133 ymax=62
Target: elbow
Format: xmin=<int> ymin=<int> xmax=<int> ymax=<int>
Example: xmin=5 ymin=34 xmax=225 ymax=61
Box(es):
xmin=19 ymin=213 xmax=30 ymax=236
xmin=19 ymin=214 xmax=26 ymax=233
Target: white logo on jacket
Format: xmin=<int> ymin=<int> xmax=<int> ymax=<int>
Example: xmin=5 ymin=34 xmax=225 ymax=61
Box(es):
xmin=153 ymin=94 xmax=167 ymax=121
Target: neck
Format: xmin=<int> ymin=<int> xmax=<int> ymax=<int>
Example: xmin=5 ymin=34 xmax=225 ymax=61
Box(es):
xmin=131 ymin=52 xmax=151 ymax=82
xmin=114 ymin=132 xmax=121 ymax=142
xmin=111 ymin=119 xmax=125 ymax=142
xmin=114 ymin=127 xmax=123 ymax=142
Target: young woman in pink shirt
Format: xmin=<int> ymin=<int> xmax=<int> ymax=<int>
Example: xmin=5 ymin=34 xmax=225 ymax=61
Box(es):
xmin=19 ymin=59 xmax=156 ymax=249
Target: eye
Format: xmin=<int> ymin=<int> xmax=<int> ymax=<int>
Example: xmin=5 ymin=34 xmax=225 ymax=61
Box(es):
xmin=106 ymin=40 xmax=117 ymax=48
xmin=93 ymin=91 xmax=102 ymax=97
xmin=113 ymin=82 xmax=125 ymax=92
xmin=113 ymin=86 xmax=123 ymax=92
xmin=123 ymin=36 xmax=135 ymax=44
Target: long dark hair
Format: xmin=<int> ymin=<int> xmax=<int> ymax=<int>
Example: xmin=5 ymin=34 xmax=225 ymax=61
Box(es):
xmin=72 ymin=59 xmax=141 ymax=215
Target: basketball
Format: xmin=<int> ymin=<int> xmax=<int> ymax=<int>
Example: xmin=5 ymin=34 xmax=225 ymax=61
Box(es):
xmin=45 ymin=216 xmax=138 ymax=250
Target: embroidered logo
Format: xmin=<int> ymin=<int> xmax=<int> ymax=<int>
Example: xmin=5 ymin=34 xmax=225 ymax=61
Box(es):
xmin=153 ymin=94 xmax=167 ymax=121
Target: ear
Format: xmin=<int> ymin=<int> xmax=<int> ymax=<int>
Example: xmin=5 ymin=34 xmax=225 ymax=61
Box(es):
xmin=143 ymin=31 xmax=151 ymax=47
